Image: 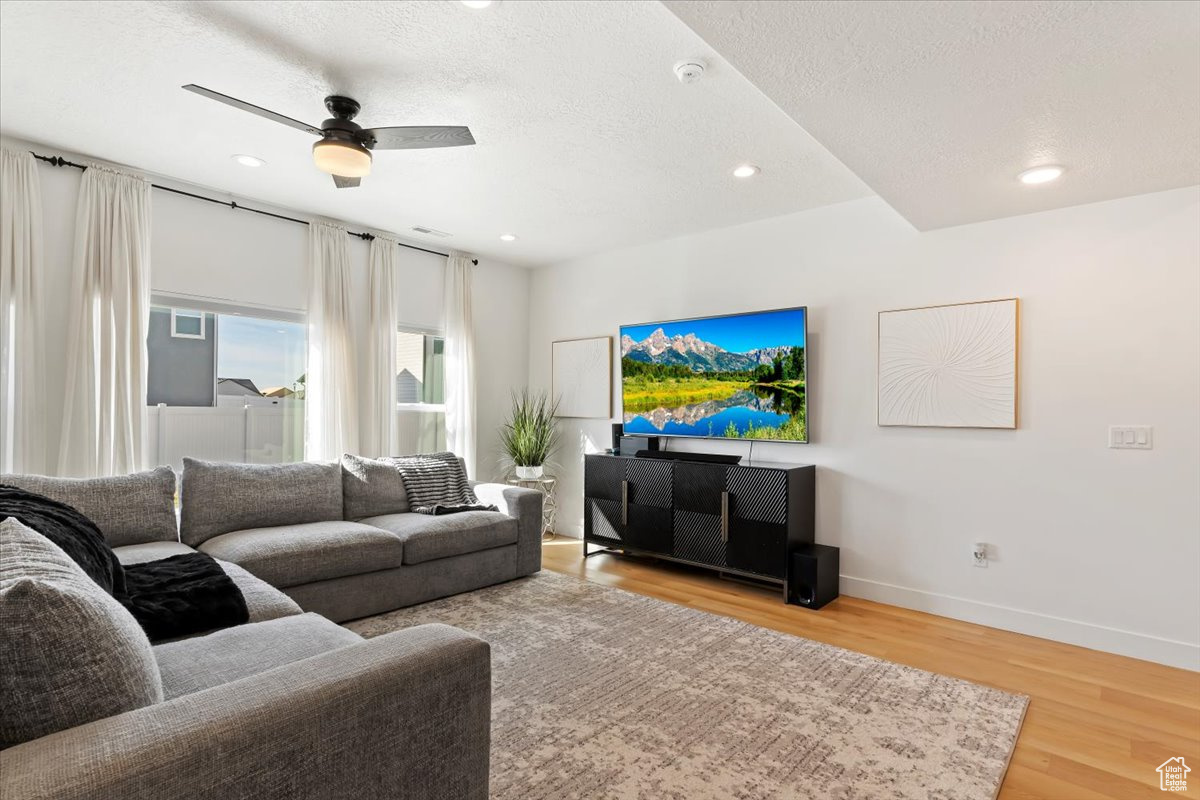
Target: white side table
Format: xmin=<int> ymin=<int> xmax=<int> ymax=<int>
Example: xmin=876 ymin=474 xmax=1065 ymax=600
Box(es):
xmin=506 ymin=476 xmax=556 ymax=539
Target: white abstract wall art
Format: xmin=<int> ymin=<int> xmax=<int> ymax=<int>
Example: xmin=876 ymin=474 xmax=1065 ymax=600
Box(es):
xmin=552 ymin=336 xmax=612 ymax=419
xmin=878 ymin=298 xmax=1019 ymax=429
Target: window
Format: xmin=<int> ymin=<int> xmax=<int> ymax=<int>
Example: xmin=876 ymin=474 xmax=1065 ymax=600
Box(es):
xmin=215 ymin=314 xmax=307 ymax=410
xmin=396 ymin=329 xmax=445 ymax=406
xmin=147 ymin=301 xmax=306 ymax=467
xmin=394 ymin=328 xmax=446 ymax=455
xmin=170 ymin=309 xmax=206 ymax=339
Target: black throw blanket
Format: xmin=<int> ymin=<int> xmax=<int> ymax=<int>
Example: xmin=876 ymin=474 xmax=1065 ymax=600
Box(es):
xmin=1 ymin=485 xmax=248 ymax=642
xmin=122 ymin=553 xmax=249 ymax=641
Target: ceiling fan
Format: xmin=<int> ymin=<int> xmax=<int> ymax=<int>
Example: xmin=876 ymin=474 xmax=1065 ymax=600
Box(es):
xmin=183 ymin=84 xmax=475 ymax=188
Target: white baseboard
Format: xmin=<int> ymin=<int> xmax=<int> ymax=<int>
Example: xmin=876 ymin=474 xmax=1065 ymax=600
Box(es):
xmin=840 ymin=575 xmax=1200 ymax=672
xmin=550 ymin=528 xmax=1198 ymax=670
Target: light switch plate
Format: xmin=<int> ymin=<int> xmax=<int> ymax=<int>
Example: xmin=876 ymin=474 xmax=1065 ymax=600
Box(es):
xmin=1109 ymin=426 xmax=1153 ymax=449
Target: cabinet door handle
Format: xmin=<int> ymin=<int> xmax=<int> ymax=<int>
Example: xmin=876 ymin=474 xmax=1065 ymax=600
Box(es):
xmin=720 ymin=491 xmax=730 ymax=542
xmin=622 ymin=480 xmax=629 ymax=526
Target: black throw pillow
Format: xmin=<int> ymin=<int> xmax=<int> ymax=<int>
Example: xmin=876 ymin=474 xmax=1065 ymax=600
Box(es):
xmin=0 ymin=484 xmax=126 ymax=596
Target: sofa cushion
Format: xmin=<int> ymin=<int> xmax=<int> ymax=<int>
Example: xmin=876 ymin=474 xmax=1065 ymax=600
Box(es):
xmin=341 ymin=454 xmax=410 ymax=518
xmin=152 ymin=612 xmax=362 ymax=700
xmin=0 ymin=467 xmax=177 ymax=547
xmin=0 ymin=518 xmax=163 ymax=749
xmin=197 ymin=521 xmax=405 ymax=588
xmin=179 ymin=458 xmax=343 ymax=547
xmin=359 ymin=511 xmax=518 ymax=565
xmin=214 ymin=560 xmax=303 ymax=623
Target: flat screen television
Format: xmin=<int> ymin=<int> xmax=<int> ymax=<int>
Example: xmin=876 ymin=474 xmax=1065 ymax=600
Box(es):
xmin=620 ymin=306 xmax=808 ymax=442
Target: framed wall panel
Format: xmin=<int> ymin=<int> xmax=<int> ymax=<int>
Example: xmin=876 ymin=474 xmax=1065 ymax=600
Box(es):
xmin=552 ymin=336 xmax=612 ymax=418
xmin=878 ymin=298 xmax=1019 ymax=428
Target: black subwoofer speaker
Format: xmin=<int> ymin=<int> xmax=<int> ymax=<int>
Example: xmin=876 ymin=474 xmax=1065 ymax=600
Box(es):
xmin=788 ymin=544 xmax=839 ymax=610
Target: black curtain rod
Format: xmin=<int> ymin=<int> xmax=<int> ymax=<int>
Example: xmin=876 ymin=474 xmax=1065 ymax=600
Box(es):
xmin=31 ymin=152 xmax=477 ymax=265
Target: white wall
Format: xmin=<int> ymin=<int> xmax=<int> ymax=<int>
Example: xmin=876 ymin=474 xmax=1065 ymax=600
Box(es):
xmin=474 ymin=257 xmax=531 ymax=478
xmin=528 ymin=187 xmax=1200 ymax=670
xmin=11 ymin=136 xmax=530 ymax=482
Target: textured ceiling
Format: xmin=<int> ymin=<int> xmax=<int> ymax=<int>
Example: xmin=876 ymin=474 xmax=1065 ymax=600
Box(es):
xmin=665 ymin=0 xmax=1200 ymax=230
xmin=0 ymin=0 xmax=870 ymax=266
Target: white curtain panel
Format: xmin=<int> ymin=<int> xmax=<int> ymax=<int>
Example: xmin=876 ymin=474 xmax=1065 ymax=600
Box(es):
xmin=306 ymin=221 xmax=359 ymax=461
xmin=0 ymin=148 xmax=46 ymax=474
xmin=362 ymin=235 xmax=399 ymax=458
xmin=58 ymin=166 xmax=152 ymax=477
xmin=443 ymin=251 xmax=477 ymax=477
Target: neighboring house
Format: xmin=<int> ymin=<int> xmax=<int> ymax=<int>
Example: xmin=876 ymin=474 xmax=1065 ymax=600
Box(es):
xmin=217 ymin=378 xmax=301 ymax=409
xmin=396 ymin=368 xmax=423 ymax=404
xmin=217 ymin=377 xmax=263 ymax=397
xmin=146 ymin=307 xmax=217 ymax=407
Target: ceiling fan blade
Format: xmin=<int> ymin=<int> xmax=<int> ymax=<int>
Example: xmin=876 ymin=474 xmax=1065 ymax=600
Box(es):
xmin=363 ymin=126 xmax=475 ymax=150
xmin=182 ymin=84 xmax=322 ymax=136
xmin=332 ymin=175 xmax=361 ymax=189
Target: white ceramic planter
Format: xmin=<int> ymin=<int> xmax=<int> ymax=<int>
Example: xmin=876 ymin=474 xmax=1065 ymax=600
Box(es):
xmin=515 ymin=465 xmax=545 ymax=480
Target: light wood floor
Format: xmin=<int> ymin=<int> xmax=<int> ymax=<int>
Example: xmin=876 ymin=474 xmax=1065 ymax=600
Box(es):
xmin=542 ymin=537 xmax=1200 ymax=800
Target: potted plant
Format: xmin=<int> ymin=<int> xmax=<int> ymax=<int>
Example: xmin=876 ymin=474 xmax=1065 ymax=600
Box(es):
xmin=500 ymin=390 xmax=560 ymax=479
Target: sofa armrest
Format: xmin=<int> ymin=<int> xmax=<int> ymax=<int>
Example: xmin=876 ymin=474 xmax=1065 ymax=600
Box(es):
xmin=472 ymin=482 xmax=543 ymax=575
xmin=0 ymin=624 xmax=491 ymax=800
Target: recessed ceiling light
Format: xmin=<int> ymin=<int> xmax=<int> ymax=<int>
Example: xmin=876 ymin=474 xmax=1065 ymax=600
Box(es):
xmin=732 ymin=164 xmax=760 ymax=178
xmin=1018 ymin=165 xmax=1064 ymax=185
xmin=232 ymin=154 xmax=265 ymax=168
xmin=461 ymin=0 xmax=495 ymax=8
xmin=499 ymin=233 xmax=517 ymax=242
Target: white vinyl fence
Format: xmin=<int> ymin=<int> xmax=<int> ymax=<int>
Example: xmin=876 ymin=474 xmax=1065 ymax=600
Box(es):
xmin=147 ymin=404 xmax=445 ymax=469
xmin=148 ymin=403 xmax=303 ymax=470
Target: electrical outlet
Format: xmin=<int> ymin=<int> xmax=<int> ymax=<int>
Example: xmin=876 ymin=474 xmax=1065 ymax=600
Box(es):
xmin=972 ymin=542 xmax=988 ymax=568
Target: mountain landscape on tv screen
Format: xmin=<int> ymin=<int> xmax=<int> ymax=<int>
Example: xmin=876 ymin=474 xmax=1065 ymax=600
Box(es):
xmin=620 ymin=329 xmax=794 ymax=372
xmin=620 ymin=311 xmax=807 ymax=441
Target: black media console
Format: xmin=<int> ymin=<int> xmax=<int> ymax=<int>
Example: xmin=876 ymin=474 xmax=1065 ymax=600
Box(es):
xmin=583 ymin=453 xmax=820 ymax=605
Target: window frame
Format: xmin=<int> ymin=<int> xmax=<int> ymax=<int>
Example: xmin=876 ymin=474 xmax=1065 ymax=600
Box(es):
xmin=170 ymin=308 xmax=206 ymax=340
xmin=153 ymin=292 xmax=306 ymax=326
xmin=395 ymin=324 xmax=446 ymax=412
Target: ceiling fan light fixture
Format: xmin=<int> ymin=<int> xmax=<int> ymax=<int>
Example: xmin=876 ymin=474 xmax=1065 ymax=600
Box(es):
xmin=312 ymin=139 xmax=372 ymax=177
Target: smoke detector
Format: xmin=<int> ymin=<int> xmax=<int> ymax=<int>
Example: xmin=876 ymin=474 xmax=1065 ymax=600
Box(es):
xmin=674 ymin=60 xmax=706 ymax=84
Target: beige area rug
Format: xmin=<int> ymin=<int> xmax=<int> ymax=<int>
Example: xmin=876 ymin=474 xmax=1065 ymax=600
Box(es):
xmin=347 ymin=571 xmax=1027 ymax=800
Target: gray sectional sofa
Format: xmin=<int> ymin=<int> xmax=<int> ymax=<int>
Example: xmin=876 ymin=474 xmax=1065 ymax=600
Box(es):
xmin=177 ymin=455 xmax=544 ymax=621
xmin=0 ymin=455 xmax=544 ymax=800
